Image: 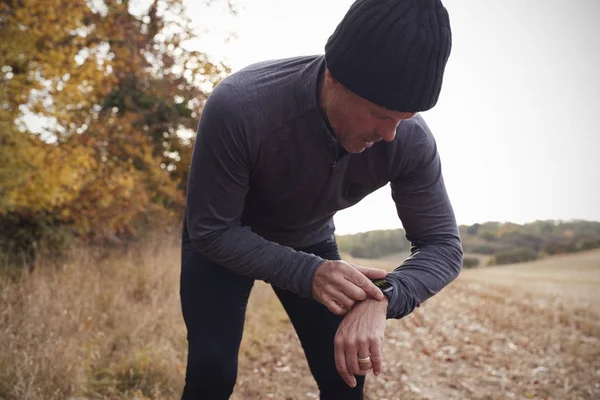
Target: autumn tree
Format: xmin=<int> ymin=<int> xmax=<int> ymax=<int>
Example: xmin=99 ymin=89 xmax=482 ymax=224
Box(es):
xmin=0 ymin=0 xmax=231 ymax=263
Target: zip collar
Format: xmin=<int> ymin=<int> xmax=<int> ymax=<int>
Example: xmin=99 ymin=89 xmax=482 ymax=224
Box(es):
xmin=293 ymin=55 xmax=349 ymax=163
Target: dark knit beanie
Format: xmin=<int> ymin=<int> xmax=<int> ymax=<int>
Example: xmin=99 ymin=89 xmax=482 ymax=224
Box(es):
xmin=325 ymin=0 xmax=452 ymax=112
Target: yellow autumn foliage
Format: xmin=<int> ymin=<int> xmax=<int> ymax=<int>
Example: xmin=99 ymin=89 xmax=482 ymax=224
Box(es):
xmin=0 ymin=133 xmax=96 ymax=213
xmin=1 ymin=0 xmax=230 ymax=253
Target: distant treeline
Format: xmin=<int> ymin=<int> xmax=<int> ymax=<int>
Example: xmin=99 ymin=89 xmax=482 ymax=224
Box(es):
xmin=337 ymin=220 xmax=600 ymax=266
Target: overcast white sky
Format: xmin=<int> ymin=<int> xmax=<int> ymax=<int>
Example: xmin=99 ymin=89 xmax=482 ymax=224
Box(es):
xmin=184 ymin=0 xmax=600 ymax=234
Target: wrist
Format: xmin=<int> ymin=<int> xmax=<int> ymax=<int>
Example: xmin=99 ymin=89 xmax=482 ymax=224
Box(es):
xmin=363 ymin=295 xmax=388 ymax=309
xmin=378 ymin=296 xmax=389 ymax=308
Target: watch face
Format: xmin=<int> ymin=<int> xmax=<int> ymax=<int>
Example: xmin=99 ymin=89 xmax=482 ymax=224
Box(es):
xmin=372 ymin=278 xmax=393 ymax=292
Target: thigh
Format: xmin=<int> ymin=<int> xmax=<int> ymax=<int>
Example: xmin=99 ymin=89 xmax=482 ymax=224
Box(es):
xmin=180 ymin=221 xmax=254 ymax=397
xmin=180 ymin=234 xmax=254 ymax=341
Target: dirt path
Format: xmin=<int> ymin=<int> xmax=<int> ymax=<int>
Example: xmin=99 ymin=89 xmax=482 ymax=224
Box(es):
xmin=232 ymin=251 xmax=600 ymax=399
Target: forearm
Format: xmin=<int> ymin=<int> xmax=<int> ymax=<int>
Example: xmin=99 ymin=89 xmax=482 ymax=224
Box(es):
xmin=387 ymin=117 xmax=463 ymax=319
xmin=187 ymin=216 xmax=325 ymax=298
xmin=385 ymin=239 xmax=462 ymax=319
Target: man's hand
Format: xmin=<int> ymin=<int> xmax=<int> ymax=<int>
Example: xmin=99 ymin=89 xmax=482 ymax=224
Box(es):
xmin=334 ymin=297 xmax=388 ymax=388
xmin=312 ymin=260 xmax=386 ymax=315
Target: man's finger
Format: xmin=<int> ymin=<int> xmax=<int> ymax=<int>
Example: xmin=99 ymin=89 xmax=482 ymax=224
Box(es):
xmin=353 ymin=265 xmax=387 ymax=280
xmin=327 ymin=300 xmax=347 ymax=316
xmin=352 ymin=273 xmax=384 ymax=301
xmin=370 ymin=339 xmax=383 ymax=376
xmin=356 ymin=359 xmax=372 ymax=375
xmin=333 ymin=292 xmax=356 ymax=310
xmin=339 ymin=279 xmax=368 ymax=302
xmin=335 ymin=338 xmax=356 ymax=388
xmin=346 ymin=347 xmax=361 ymax=377
xmin=356 ymin=348 xmax=372 ymax=376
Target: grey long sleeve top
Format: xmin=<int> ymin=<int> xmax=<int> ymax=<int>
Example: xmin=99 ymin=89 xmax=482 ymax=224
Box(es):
xmin=186 ymin=55 xmax=463 ymax=319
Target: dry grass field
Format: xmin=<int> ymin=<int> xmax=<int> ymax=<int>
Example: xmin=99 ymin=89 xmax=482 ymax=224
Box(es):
xmin=1 ymin=238 xmax=599 ymax=400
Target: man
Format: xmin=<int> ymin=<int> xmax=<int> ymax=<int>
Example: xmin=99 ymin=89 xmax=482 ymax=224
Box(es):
xmin=180 ymin=0 xmax=462 ymax=398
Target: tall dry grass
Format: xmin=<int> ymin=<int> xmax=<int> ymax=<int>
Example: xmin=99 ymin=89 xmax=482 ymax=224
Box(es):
xmin=0 ymin=233 xmax=187 ymax=400
xmin=2 ymin=238 xmax=599 ymax=399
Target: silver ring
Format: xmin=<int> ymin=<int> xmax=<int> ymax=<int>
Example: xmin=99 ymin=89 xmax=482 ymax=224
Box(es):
xmin=358 ymin=355 xmax=371 ymax=363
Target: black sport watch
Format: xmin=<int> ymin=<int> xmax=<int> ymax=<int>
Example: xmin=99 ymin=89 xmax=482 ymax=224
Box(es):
xmin=372 ymin=278 xmax=393 ymax=300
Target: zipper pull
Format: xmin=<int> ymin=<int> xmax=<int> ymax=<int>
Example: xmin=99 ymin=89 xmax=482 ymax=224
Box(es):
xmin=332 ymin=144 xmax=339 ymax=168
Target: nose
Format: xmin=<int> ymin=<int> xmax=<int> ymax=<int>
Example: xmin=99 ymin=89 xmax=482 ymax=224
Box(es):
xmin=379 ymin=121 xmax=401 ymax=142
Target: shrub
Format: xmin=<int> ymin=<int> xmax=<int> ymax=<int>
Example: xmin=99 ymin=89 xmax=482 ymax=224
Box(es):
xmin=488 ymin=248 xmax=538 ymax=266
xmin=0 ymin=214 xmax=77 ymax=269
xmin=580 ymin=239 xmax=600 ymax=251
xmin=465 ymin=243 xmax=506 ymax=255
xmin=462 ymin=257 xmax=480 ymax=269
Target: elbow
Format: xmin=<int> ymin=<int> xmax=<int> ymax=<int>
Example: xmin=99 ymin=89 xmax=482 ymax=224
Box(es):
xmin=444 ymin=237 xmax=463 ymax=281
xmin=189 ymin=227 xmax=229 ymax=258
xmin=186 ymin=219 xmax=249 ymax=261
xmin=453 ymin=242 xmax=464 ymax=279
xmin=434 ymin=237 xmax=463 ymax=281
xmin=188 ymin=232 xmax=212 ymax=254
xmin=185 ymin=214 xmax=226 ymax=256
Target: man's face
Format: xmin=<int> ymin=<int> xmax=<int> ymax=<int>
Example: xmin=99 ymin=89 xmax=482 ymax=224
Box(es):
xmin=323 ymin=71 xmax=416 ymax=153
